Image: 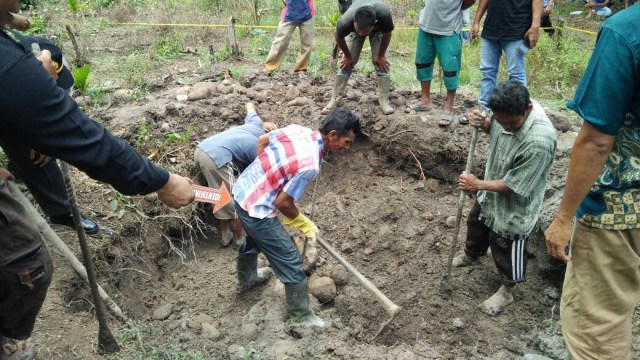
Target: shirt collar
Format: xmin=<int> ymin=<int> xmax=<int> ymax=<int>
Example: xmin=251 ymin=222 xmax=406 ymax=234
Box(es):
xmin=311 ymin=130 xmax=324 ymax=163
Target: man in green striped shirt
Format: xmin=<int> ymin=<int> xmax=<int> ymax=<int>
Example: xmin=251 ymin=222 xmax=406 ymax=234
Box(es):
xmin=454 ymin=80 xmax=557 ymax=316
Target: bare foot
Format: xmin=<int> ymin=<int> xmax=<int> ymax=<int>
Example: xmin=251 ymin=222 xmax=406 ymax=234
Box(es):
xmin=452 ymin=254 xmax=476 ymax=267
xmin=1 ymin=337 xmax=34 ymax=360
xmin=478 ymin=285 xmax=514 ymax=316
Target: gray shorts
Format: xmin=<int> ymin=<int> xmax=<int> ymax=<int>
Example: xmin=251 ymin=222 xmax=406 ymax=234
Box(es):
xmin=194 ymin=148 xmax=237 ymax=220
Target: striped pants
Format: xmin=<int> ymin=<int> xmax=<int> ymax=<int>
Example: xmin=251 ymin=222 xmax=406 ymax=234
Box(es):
xmin=464 ymin=201 xmax=529 ymax=285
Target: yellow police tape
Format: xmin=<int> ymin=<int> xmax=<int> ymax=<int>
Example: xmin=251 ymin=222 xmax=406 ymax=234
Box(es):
xmin=115 ymin=22 xmax=598 ymax=36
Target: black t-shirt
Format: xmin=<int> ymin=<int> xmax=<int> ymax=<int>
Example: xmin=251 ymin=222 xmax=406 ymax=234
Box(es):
xmin=482 ymin=0 xmax=533 ymax=41
xmin=336 ymin=0 xmax=394 ymax=38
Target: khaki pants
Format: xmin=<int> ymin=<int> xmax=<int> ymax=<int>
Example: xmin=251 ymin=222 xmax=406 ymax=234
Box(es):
xmin=194 ymin=148 xmax=237 ymax=220
xmin=561 ymin=221 xmax=640 ymax=360
xmin=264 ymin=17 xmax=315 ymax=74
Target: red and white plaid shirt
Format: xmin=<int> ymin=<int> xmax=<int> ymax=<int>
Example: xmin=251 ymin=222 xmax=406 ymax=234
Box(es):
xmin=233 ymin=125 xmax=323 ymax=219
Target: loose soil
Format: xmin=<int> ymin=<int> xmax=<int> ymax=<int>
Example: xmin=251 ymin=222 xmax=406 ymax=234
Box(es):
xmin=18 ymin=16 xmax=640 ymax=360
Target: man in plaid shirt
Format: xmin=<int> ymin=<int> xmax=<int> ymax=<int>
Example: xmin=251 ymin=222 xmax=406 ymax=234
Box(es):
xmin=232 ymin=108 xmax=361 ymax=327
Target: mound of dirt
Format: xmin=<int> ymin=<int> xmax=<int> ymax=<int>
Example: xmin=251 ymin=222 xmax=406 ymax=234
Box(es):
xmin=32 ymin=69 xmax=632 ymax=360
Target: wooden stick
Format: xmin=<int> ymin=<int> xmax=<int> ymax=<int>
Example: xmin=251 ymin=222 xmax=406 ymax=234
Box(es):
xmin=439 ymin=126 xmax=480 ymax=296
xmin=65 ymin=24 xmax=85 ymax=67
xmin=8 ymin=182 xmax=128 ymax=324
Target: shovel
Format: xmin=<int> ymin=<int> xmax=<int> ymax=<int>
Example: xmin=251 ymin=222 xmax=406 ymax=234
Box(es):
xmin=439 ymin=124 xmax=480 ymax=296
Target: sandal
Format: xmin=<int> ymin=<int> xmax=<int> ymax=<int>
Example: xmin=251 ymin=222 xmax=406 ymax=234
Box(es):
xmin=409 ymin=102 xmax=432 ymax=112
xmin=458 ymin=114 xmax=470 ymax=125
xmin=439 ymin=113 xmax=454 ymax=127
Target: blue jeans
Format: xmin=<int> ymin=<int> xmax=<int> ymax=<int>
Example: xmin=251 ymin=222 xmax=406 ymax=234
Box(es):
xmin=479 ymin=38 xmax=529 ymax=110
xmin=235 ymin=202 xmax=305 ymax=285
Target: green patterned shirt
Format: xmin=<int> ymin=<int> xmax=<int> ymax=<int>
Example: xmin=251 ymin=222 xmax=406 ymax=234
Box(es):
xmin=477 ymin=101 xmax=558 ymax=240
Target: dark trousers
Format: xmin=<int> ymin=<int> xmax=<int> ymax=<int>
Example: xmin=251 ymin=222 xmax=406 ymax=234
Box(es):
xmin=0 ymin=244 xmax=53 ymax=340
xmin=465 ymin=201 xmax=529 ymax=286
xmin=3 ymin=141 xmax=70 ymax=217
xmin=234 ymin=202 xmax=305 ymax=285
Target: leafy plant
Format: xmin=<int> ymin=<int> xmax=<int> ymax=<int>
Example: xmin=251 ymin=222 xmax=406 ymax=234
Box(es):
xmin=164 ymin=131 xmax=190 ymax=145
xmin=67 ymin=0 xmax=79 ymax=13
xmin=134 ymin=121 xmax=152 ymax=147
xmin=326 ymin=12 xmax=340 ymax=27
xmin=72 ymin=64 xmax=91 ymax=95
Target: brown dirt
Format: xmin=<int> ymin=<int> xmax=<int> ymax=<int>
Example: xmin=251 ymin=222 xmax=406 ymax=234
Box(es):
xmin=22 ymin=69 xmax=597 ymax=360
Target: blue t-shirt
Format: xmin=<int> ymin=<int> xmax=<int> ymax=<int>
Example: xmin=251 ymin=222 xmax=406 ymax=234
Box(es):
xmin=568 ymin=4 xmax=640 ymax=230
xmin=197 ymin=111 xmax=265 ymax=172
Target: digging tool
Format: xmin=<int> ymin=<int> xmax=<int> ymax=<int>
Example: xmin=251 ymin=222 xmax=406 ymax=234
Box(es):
xmin=8 ymin=181 xmax=128 ymax=324
xmin=439 ymin=123 xmax=481 ymax=296
xmin=316 ymin=235 xmax=401 ymax=340
xmin=59 ymin=162 xmax=120 ymax=354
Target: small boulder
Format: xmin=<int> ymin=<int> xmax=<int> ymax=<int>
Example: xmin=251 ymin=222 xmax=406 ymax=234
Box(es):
xmin=309 ymin=276 xmax=337 ymax=303
xmin=152 ymin=303 xmax=174 ymax=321
xmin=287 ymin=96 xmax=309 ymax=107
xmin=201 ymin=322 xmax=223 ymax=340
xmin=188 ymin=313 xmax=214 ymax=330
xmin=113 ymin=89 xmax=134 ymax=101
xmin=425 ymin=178 xmax=439 ymax=192
xmin=445 ymin=216 xmax=457 ymax=228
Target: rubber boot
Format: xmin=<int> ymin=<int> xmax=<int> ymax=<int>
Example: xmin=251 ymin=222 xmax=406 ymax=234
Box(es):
xmin=237 ymin=253 xmax=272 ymax=293
xmin=285 ymin=279 xmax=331 ymax=328
xmin=321 ymin=75 xmax=349 ymax=114
xmin=377 ymin=76 xmax=394 ymax=115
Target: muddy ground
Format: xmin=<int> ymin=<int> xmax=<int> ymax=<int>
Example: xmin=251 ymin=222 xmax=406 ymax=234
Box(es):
xmin=18 ymin=48 xmax=640 ymax=360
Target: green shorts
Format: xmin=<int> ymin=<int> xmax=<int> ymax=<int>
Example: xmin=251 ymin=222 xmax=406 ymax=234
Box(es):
xmin=415 ymin=29 xmax=462 ymax=90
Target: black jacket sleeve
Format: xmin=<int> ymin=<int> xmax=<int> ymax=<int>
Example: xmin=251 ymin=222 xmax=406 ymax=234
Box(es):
xmin=0 ymin=35 xmax=169 ymax=195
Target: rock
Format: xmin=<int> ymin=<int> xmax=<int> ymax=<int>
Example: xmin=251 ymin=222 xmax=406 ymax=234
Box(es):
xmin=74 ymin=96 xmax=91 ymax=107
xmin=161 ymin=122 xmax=170 ymax=131
xmin=113 ymin=89 xmax=134 ymax=100
xmin=309 ymin=276 xmax=337 ymax=303
xmin=188 ymin=313 xmax=214 ymax=330
xmin=340 ymin=242 xmax=354 ymax=254
xmin=222 ymin=79 xmax=232 ymax=86
xmin=330 ymin=266 xmax=349 ymax=286
xmin=152 ymin=303 xmax=174 ymax=320
xmin=423 ymin=212 xmax=435 ymax=221
xmin=217 ymin=84 xmax=233 ymax=94
xmin=364 ymin=247 xmax=374 ymax=256
xmin=543 ymin=286 xmax=560 ymax=300
xmin=239 ymin=69 xmax=260 ymax=88
xmin=287 ymin=96 xmax=309 ymax=106
xmin=263 ymin=339 xmax=301 ymax=359
xmin=557 ymin=131 xmax=578 ymax=156
xmin=452 ymin=317 xmax=465 ymax=328
xmin=201 ymin=322 xmax=223 ymax=340
xmin=241 ymin=323 xmax=259 ymax=340
xmin=445 ymin=216 xmax=457 ymax=228
xmin=425 ymin=178 xmax=439 ymax=192
xmin=227 ymin=344 xmax=245 ymax=360
xmin=285 ymin=87 xmax=300 ymax=101
xmin=187 ymin=87 xmax=210 ymax=101
xmin=545 ymin=108 xmax=575 ymax=132
xmin=350 ymin=225 xmax=363 ymax=239
xmin=232 ymin=84 xmax=248 ymax=95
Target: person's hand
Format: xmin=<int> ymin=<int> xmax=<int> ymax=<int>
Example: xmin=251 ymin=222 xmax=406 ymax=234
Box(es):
xmin=459 ymin=172 xmax=481 ymax=192
xmin=36 ymin=50 xmax=59 ymax=81
xmin=543 ymin=4 xmax=553 ymax=16
xmin=545 ymin=215 xmax=573 ymax=261
xmin=283 ymin=213 xmax=318 ymax=242
xmin=524 ymin=25 xmax=541 ymax=49
xmin=9 ymin=14 xmax=30 ymax=31
xmin=30 ymin=149 xmax=52 ymax=168
xmin=0 ymin=168 xmax=15 ymax=182
xmin=374 ymin=55 xmax=390 ymax=73
xmin=263 ymin=122 xmax=278 ymax=132
xmin=156 ymin=173 xmax=195 ymax=209
xmin=470 ymin=22 xmax=480 ymax=40
xmin=468 ymin=108 xmax=488 ymax=128
xmin=340 ymin=54 xmax=354 ymax=71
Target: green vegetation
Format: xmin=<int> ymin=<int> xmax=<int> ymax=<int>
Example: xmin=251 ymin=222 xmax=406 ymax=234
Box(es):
xmin=72 ymin=64 xmax=91 ymax=95
xmin=21 ymin=0 xmax=606 ymax=107
xmin=111 ymin=321 xmax=204 ymax=360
